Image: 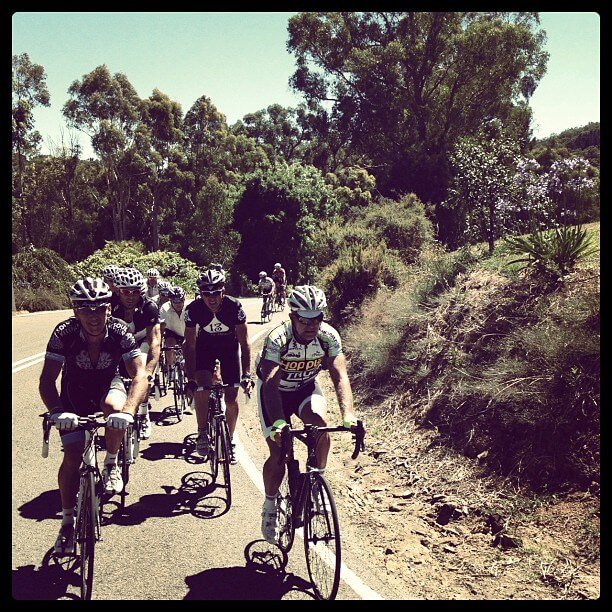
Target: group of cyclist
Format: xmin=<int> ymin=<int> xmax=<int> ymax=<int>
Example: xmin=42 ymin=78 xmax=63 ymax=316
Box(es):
xmin=39 ymin=260 xmax=358 ymax=553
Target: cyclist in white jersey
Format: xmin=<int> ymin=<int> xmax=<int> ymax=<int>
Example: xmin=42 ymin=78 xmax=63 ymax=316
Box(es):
xmin=159 ymin=286 xmax=190 ymax=376
xmin=146 ymin=268 xmax=161 ymax=303
xmin=255 ymin=285 xmax=358 ymax=543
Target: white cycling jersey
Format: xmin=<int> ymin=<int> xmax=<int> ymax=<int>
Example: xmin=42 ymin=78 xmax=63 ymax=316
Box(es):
xmin=258 ymin=277 xmax=275 ymax=294
xmin=159 ymin=299 xmax=192 ymax=337
xmin=255 ymin=320 xmax=342 ymax=392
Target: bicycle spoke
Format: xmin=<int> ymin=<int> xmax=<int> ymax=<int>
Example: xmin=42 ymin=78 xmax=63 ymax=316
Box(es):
xmin=276 ymin=469 xmax=296 ymax=553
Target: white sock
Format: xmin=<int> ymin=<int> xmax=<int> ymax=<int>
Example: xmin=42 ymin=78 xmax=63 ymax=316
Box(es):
xmin=104 ymin=451 xmax=118 ymax=467
xmin=61 ymin=507 xmax=75 ymax=526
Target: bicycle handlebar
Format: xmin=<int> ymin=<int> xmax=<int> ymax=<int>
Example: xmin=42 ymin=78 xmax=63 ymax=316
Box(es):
xmin=40 ymin=411 xmax=108 ymax=458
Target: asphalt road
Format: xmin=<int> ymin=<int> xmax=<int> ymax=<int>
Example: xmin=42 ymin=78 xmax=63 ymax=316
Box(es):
xmin=12 ymin=299 xmax=385 ymax=600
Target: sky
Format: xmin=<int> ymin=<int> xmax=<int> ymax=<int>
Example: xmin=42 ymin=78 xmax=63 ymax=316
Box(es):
xmin=12 ymin=11 xmax=600 ymax=159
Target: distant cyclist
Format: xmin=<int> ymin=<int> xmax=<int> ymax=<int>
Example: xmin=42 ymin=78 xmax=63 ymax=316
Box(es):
xmin=159 ymin=286 xmax=190 ymax=379
xmin=102 ymin=265 xmax=120 ymax=307
xmin=258 ymin=271 xmax=275 ymax=314
xmin=255 ymin=285 xmax=358 ymax=543
xmin=112 ymin=267 xmax=161 ymax=439
xmin=183 ymin=268 xmax=252 ymax=463
xmin=39 ymin=278 xmax=148 ymax=555
xmin=157 ymin=281 xmax=171 ymax=307
xmin=145 ymin=268 xmax=162 ymax=303
xmin=271 ymin=263 xmax=287 ymax=302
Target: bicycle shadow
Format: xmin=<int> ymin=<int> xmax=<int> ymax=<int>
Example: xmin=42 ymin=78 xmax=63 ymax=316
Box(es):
xmin=17 ymin=489 xmax=61 ymax=522
xmin=139 ymin=441 xmax=186 ymax=461
xmin=12 ymin=548 xmax=81 ymax=600
xmin=106 ymin=469 xmax=227 ymax=525
xmin=183 ymin=540 xmax=314 ymax=600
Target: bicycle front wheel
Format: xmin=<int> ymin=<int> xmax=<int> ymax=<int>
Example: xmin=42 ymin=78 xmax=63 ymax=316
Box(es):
xmin=276 ymin=468 xmax=296 ymax=553
xmin=77 ymin=472 xmax=96 ymax=600
xmin=216 ymin=418 xmax=232 ymax=509
xmin=303 ymin=473 xmax=341 ymax=600
xmin=173 ymin=366 xmax=185 ymax=421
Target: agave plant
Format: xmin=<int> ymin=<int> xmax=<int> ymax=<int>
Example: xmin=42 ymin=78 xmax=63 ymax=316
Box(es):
xmin=504 ymin=225 xmax=598 ymax=277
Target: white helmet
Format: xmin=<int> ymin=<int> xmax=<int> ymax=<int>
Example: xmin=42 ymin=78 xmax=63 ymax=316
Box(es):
xmin=102 ymin=264 xmax=119 ymax=280
xmin=114 ymin=267 xmax=146 ymax=294
xmin=70 ymin=277 xmax=112 ymax=307
xmin=274 ymin=263 xmax=281 ymax=268
xmin=289 ymin=285 xmax=327 ymax=317
xmin=147 ymin=268 xmax=159 ymax=278
xmin=197 ymin=269 xmax=226 ymax=293
xmin=259 ymin=271 xmax=267 ymax=278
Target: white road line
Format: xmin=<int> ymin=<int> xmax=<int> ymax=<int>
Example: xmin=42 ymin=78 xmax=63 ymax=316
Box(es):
xmin=12 ymin=352 xmax=46 ymax=367
xmin=12 ymin=353 xmax=46 ymax=374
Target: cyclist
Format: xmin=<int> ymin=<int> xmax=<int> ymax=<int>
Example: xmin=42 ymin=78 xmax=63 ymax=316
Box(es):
xmin=145 ymin=268 xmax=161 ymax=303
xmin=102 ymin=265 xmax=121 ymax=307
xmin=112 ymin=267 xmax=161 ymax=439
xmin=271 ymin=263 xmax=287 ymax=304
xmin=183 ymin=268 xmax=252 ymax=463
xmin=258 ymin=271 xmax=275 ymax=316
xmin=159 ymin=286 xmax=190 ymax=380
xmin=39 ymin=278 xmax=148 ymax=555
xmin=255 ymin=285 xmax=358 ymax=543
xmin=158 ymin=282 xmax=172 ymax=308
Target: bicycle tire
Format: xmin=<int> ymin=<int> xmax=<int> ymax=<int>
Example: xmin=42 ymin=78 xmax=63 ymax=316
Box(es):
xmin=303 ymin=473 xmax=342 ymax=600
xmin=208 ymin=413 xmax=219 ymax=479
xmin=78 ymin=472 xmax=96 ymax=600
xmin=118 ymin=435 xmax=129 ymax=510
xmin=276 ymin=468 xmax=296 ymax=553
xmin=217 ymin=418 xmax=232 ymax=509
xmin=173 ymin=366 xmax=185 ymax=421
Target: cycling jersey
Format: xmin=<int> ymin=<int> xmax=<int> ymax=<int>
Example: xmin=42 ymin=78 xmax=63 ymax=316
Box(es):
xmin=255 ymin=320 xmax=342 ymax=392
xmin=159 ymin=299 xmax=192 ymax=338
xmin=184 ymin=295 xmax=246 ymax=348
xmin=45 ymin=316 xmax=141 ymax=392
xmin=258 ymin=277 xmax=275 ymax=294
xmin=111 ymin=297 xmax=160 ymax=343
xmin=146 ymin=283 xmax=160 ymax=301
xmin=272 ymin=268 xmax=286 ymax=284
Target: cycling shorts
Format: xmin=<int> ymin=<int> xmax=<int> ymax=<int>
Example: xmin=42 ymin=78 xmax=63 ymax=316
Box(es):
xmin=257 ymin=379 xmax=326 ymax=439
xmin=164 ymin=328 xmax=184 ymax=342
xmin=195 ymin=343 xmax=241 ymax=386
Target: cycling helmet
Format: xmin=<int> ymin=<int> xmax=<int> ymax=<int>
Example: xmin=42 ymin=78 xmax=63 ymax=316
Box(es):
xmin=274 ymin=263 xmax=281 ymax=269
xmin=70 ymin=277 xmax=112 ymax=307
xmin=159 ymin=284 xmax=173 ymax=297
xmin=259 ymin=271 xmax=267 ymax=278
xmin=210 ymin=262 xmax=224 ymax=272
xmin=147 ymin=268 xmax=159 ymax=278
xmin=288 ymin=285 xmax=327 ymax=317
xmin=114 ymin=267 xmax=146 ymax=294
xmin=102 ymin=264 xmax=119 ymax=280
xmin=197 ymin=269 xmax=226 ymax=293
xmin=170 ymin=286 xmax=186 ymax=302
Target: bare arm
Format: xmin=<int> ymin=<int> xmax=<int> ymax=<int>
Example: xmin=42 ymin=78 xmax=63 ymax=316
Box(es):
xmin=144 ymin=323 xmax=161 ymax=376
xmin=327 ymin=353 xmax=357 ymax=423
xmin=183 ymin=325 xmax=197 ymax=379
xmin=122 ymin=355 xmax=149 ymax=416
xmin=235 ymin=322 xmax=252 ymax=375
xmin=39 ymin=359 xmax=63 ymax=412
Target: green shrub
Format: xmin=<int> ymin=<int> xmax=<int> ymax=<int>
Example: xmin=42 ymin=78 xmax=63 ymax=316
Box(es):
xmin=503 ymin=225 xmax=598 ymax=277
xmin=318 ymin=243 xmax=401 ymax=325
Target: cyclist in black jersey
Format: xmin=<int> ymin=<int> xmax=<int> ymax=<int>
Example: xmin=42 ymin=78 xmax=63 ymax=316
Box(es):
xmin=39 ymin=278 xmax=148 ymax=555
xmin=184 ymin=268 xmax=252 ymax=461
xmin=256 ymin=285 xmax=358 ymax=543
xmin=111 ymin=267 xmax=161 ymax=439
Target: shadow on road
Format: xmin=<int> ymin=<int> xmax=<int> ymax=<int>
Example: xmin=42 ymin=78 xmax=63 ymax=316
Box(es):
xmin=183 ymin=540 xmax=314 ymax=600
xmin=139 ymin=441 xmax=186 ymax=461
xmin=12 ymin=549 xmax=81 ymax=600
xmin=17 ymin=490 xmax=60 ymax=521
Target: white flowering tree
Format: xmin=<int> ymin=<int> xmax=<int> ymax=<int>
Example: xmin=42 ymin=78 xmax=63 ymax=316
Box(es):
xmin=443 ymin=119 xmax=520 ymax=253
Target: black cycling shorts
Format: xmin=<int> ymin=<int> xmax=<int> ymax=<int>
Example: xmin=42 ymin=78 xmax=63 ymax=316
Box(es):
xmin=195 ymin=342 xmax=241 ymax=386
xmin=164 ymin=328 xmax=184 ymax=342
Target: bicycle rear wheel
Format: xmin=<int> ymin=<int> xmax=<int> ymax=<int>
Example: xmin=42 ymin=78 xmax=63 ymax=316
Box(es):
xmin=216 ymin=418 xmax=232 ymax=509
xmin=276 ymin=468 xmax=296 ymax=553
xmin=77 ymin=472 xmax=96 ymax=600
xmin=303 ymin=473 xmax=341 ymax=600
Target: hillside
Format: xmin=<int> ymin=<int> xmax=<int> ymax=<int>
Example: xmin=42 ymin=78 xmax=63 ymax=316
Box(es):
xmin=330 ymin=222 xmax=600 ymax=599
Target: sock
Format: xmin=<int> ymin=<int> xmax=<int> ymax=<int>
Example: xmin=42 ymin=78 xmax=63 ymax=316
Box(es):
xmin=264 ymin=493 xmax=278 ymax=509
xmin=198 ymin=427 xmax=207 ymax=435
xmin=138 ymin=403 xmax=148 ymax=416
xmin=61 ymin=507 xmax=75 ymax=526
xmin=104 ymin=451 xmax=118 ymax=467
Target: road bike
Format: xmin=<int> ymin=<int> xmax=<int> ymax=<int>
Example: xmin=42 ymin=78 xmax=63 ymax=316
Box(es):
xmin=260 ymin=294 xmax=273 ymax=324
xmin=274 ymin=284 xmax=286 ymax=311
xmin=199 ymin=361 xmax=233 ymax=508
xmin=41 ymin=412 xmax=114 ymax=600
xmin=275 ymin=420 xmax=366 ymax=600
xmin=169 ymin=346 xmax=188 ymax=421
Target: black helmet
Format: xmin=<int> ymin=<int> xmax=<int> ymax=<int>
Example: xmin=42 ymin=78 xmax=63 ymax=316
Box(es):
xmin=197 ymin=269 xmax=225 ymax=293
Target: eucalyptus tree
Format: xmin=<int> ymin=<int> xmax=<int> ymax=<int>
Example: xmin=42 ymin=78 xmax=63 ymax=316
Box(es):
xmin=287 ymin=12 xmax=548 ymax=215
xmin=12 ymin=52 xmax=50 ymax=247
xmin=63 ymin=65 xmax=142 ymax=240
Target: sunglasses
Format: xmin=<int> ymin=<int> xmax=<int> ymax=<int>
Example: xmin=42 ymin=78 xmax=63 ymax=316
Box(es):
xmin=74 ymin=305 xmax=109 ymax=315
xmin=119 ymin=288 xmax=141 ymax=296
xmin=200 ymin=290 xmax=223 ymax=297
xmin=295 ymin=313 xmax=324 ymax=325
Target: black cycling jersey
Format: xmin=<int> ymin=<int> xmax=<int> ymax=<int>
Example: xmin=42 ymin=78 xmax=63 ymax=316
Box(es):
xmin=44 ymin=316 xmax=141 ymax=391
xmin=184 ymin=295 xmax=246 ymax=347
xmin=111 ymin=296 xmax=159 ymax=342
